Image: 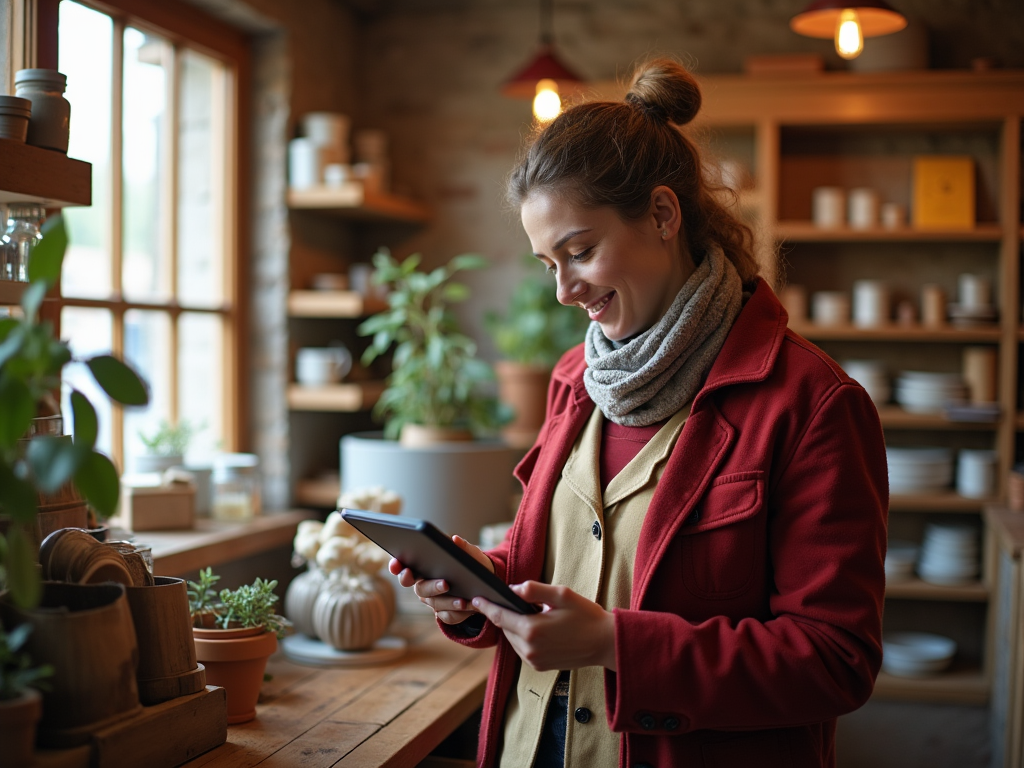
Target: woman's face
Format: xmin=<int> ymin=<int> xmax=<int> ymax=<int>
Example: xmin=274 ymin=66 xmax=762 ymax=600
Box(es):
xmin=521 ymin=188 xmax=690 ymax=342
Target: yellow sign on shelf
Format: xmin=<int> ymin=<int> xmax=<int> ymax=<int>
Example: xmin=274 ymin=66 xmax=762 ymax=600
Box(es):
xmin=912 ymin=155 xmax=976 ymax=229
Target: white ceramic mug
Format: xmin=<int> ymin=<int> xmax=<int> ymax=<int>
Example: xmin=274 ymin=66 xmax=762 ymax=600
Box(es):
xmin=958 ymin=273 xmax=991 ymax=310
xmin=880 ymin=202 xmax=906 ymax=229
xmin=296 ymin=346 xmax=352 ymax=386
xmin=812 ymin=187 xmax=846 ymax=229
xmin=848 ymin=188 xmax=879 ymax=230
xmin=812 ymin=291 xmax=850 ymax=326
xmin=957 ymin=449 xmax=997 ymax=499
xmin=852 ymin=279 xmax=890 ymax=327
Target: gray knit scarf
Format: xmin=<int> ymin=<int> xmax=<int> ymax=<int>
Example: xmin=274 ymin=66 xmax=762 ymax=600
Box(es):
xmin=583 ymin=246 xmax=743 ymax=426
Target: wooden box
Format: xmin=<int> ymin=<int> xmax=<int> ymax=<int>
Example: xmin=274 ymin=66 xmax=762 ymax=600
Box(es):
xmin=115 ymin=482 xmax=196 ymax=531
xmin=912 ymin=155 xmax=976 ymax=229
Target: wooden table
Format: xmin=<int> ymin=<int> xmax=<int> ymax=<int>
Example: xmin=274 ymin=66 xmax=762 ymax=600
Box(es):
xmin=182 ymin=616 xmax=494 ymax=768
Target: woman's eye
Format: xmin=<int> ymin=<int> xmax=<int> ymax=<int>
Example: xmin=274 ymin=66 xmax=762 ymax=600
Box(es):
xmin=570 ymin=247 xmax=593 ymax=263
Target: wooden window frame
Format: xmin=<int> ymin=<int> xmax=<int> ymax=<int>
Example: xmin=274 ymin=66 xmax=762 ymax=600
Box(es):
xmin=41 ymin=0 xmax=250 ymax=464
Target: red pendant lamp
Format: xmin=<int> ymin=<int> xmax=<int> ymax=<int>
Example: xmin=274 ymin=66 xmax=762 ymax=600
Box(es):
xmin=502 ymin=0 xmax=583 ymax=121
xmin=790 ymin=0 xmax=907 ymax=60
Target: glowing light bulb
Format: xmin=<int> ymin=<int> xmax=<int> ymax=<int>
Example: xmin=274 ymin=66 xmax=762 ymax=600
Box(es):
xmin=835 ymin=8 xmax=864 ymax=59
xmin=533 ymin=79 xmax=561 ymax=122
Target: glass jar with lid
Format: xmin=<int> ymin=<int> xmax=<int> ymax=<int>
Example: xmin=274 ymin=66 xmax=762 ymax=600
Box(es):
xmin=212 ymin=453 xmax=262 ymax=521
xmin=2 ymin=204 xmax=45 ymax=282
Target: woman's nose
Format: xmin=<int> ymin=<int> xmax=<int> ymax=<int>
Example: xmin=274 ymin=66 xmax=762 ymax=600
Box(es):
xmin=555 ymin=273 xmax=585 ymax=307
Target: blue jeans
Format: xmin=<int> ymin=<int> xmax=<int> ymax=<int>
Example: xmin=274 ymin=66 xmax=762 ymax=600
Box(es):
xmin=534 ymin=674 xmax=569 ymax=768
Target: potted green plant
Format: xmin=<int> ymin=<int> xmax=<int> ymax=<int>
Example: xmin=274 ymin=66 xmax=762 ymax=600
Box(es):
xmin=188 ymin=568 xmax=289 ymax=724
xmin=0 ymin=623 xmax=51 ymax=768
xmin=135 ymin=419 xmax=195 ymax=473
xmin=341 ymin=250 xmax=518 ymax=539
xmin=485 ymin=254 xmax=590 ymax=447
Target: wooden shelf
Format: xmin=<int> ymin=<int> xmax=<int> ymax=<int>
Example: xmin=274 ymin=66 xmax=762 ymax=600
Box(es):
xmin=287 ymin=381 xmax=385 ymax=412
xmin=295 ymin=475 xmax=341 ymax=508
xmin=776 ymin=222 xmax=1004 ymax=242
xmin=0 ymin=279 xmax=27 ymax=305
xmin=287 ymin=184 xmax=430 ymax=223
xmin=885 ymin=577 xmax=988 ymax=602
xmin=1015 ymin=412 xmax=1024 ymax=430
xmin=873 ymin=665 xmax=988 ymax=705
xmin=889 ymin=492 xmax=994 ymax=513
xmin=790 ymin=322 xmax=1001 ymax=343
xmin=287 ymin=290 xmax=388 ymax=318
xmin=875 ymin=406 xmax=999 ymax=430
xmin=0 ymin=138 xmax=91 ymax=207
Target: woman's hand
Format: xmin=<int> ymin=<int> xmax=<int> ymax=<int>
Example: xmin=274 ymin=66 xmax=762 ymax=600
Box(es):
xmin=387 ymin=534 xmax=494 ymax=625
xmin=472 ymin=581 xmax=617 ymax=671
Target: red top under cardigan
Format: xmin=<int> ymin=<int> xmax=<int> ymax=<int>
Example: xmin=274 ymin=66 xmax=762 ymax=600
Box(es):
xmin=443 ymin=278 xmax=889 ymax=768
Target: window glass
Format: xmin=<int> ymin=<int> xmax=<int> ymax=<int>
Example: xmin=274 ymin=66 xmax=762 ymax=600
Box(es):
xmin=123 ymin=310 xmax=172 ymax=471
xmin=179 ymin=312 xmax=224 ymax=463
xmin=58 ymin=1 xmax=113 ymax=300
xmin=178 ymin=50 xmax=226 ymax=308
xmin=60 ymin=307 xmax=114 ymax=458
xmin=122 ymin=27 xmax=170 ymax=303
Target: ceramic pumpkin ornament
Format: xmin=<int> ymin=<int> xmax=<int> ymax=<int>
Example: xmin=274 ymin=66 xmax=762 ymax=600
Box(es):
xmin=311 ymin=569 xmax=396 ymax=651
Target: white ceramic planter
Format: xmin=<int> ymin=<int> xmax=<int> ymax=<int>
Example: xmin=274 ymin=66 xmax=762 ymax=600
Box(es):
xmin=339 ymin=432 xmax=518 ymax=542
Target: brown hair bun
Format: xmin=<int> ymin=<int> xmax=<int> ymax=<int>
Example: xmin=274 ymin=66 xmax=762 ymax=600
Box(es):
xmin=626 ymin=57 xmax=702 ymax=126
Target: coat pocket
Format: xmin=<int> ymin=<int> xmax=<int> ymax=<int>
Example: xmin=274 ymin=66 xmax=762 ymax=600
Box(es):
xmin=680 ymin=471 xmax=765 ymax=600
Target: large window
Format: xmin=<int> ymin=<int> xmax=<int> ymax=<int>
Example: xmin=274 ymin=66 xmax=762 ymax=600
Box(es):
xmin=57 ymin=0 xmax=243 ymax=471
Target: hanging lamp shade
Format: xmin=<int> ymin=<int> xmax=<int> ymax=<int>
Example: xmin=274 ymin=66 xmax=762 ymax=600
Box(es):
xmin=790 ymin=0 xmax=907 ymax=38
xmin=501 ymin=44 xmax=584 ymax=100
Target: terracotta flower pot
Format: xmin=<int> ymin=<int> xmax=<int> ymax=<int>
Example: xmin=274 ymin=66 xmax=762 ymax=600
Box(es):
xmin=0 ymin=687 xmax=42 ymax=768
xmin=494 ymin=361 xmax=551 ymax=448
xmin=193 ymin=626 xmax=277 ymax=724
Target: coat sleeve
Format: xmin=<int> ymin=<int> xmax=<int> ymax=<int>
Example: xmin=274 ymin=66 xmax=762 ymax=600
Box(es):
xmin=604 ymin=382 xmax=888 ymax=733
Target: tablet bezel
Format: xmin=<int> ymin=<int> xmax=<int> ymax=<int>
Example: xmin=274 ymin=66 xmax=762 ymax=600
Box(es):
xmin=340 ymin=508 xmax=538 ymax=614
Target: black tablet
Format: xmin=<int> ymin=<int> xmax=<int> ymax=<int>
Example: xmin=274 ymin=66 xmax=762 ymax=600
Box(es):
xmin=340 ymin=508 xmax=538 ymax=614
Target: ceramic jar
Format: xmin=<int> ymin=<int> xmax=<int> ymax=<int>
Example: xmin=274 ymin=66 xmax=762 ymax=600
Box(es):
xmin=14 ymin=69 xmax=70 ymax=153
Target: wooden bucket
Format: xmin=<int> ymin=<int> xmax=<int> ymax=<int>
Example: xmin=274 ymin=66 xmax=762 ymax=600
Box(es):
xmin=126 ymin=577 xmax=207 ymax=705
xmin=0 ymin=582 xmax=142 ymax=748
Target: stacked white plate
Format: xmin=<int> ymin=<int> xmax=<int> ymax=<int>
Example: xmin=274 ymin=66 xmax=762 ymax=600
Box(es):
xmin=886 ymin=447 xmax=954 ymax=494
xmin=884 ymin=540 xmax=919 ymax=583
xmin=842 ymin=359 xmax=890 ymax=405
xmin=894 ymin=371 xmax=969 ymax=414
xmin=882 ymin=632 xmax=957 ymax=677
xmin=948 ymin=303 xmax=997 ymax=327
xmin=917 ymin=523 xmax=979 ymax=585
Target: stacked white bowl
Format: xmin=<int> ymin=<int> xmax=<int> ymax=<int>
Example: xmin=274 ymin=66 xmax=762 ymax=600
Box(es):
xmin=882 ymin=632 xmax=957 ymax=677
xmin=884 ymin=540 xmax=919 ymax=583
xmin=886 ymin=447 xmax=954 ymax=494
xmin=917 ymin=523 xmax=979 ymax=585
xmin=842 ymin=360 xmax=890 ymax=405
xmin=894 ymin=371 xmax=969 ymax=414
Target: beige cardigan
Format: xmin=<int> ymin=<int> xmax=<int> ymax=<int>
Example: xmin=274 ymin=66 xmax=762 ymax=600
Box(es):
xmin=500 ymin=405 xmax=689 ymax=768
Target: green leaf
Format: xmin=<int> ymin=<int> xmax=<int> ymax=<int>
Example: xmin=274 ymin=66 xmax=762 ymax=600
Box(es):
xmin=27 ymin=214 xmax=68 ymax=285
xmin=74 ymin=450 xmax=120 ymax=518
xmin=0 ymin=323 xmax=25 ymax=369
xmin=86 ymin=354 xmax=149 ymax=406
xmin=0 ymin=377 xmax=34 ymax=449
xmin=441 ymin=282 xmax=470 ymax=302
xmin=20 ymin=281 xmax=46 ymax=321
xmin=5 ymin=527 xmax=41 ymax=609
xmin=27 ymin=436 xmax=81 ymax=493
xmin=0 ymin=463 xmax=37 ymax=523
xmin=450 ymin=254 xmax=487 ymax=272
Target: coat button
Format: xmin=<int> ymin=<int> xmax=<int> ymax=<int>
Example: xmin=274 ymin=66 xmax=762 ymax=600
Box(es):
xmin=639 ymin=714 xmax=656 ymax=730
xmin=592 ymin=521 xmax=601 ymax=540
xmin=574 ymin=707 xmax=591 ymax=723
xmin=663 ymin=716 xmax=680 ymax=731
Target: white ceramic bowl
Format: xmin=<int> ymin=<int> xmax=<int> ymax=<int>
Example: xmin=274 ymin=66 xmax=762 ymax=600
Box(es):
xmin=882 ymin=632 xmax=956 ymax=677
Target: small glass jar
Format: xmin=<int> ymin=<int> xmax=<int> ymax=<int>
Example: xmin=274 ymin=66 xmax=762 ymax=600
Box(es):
xmin=212 ymin=453 xmax=261 ymax=522
xmin=2 ymin=204 xmax=45 ymax=282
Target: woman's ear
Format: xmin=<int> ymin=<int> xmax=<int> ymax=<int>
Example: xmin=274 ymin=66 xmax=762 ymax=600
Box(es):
xmin=650 ymin=185 xmax=682 ymax=240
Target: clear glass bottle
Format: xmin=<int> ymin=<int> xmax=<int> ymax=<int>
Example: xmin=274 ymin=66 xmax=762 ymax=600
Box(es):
xmin=2 ymin=204 xmax=45 ymax=282
xmin=212 ymin=453 xmax=262 ymax=521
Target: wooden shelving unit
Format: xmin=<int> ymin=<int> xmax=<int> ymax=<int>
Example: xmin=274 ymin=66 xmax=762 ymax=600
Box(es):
xmin=287 ymin=184 xmax=430 ymax=223
xmin=873 ymin=666 xmax=989 ymax=705
xmin=294 ymin=475 xmax=341 ymax=509
xmin=885 ymin=577 xmax=988 ymax=602
xmin=889 ymin=492 xmax=994 ymax=513
xmin=0 ymin=280 xmax=27 ymax=306
xmin=876 ymin=405 xmax=999 ymax=430
xmin=788 ymin=322 xmax=1002 ymax=343
xmin=286 ymin=381 xmax=385 ymax=412
xmin=775 ymin=222 xmax=1004 ymax=242
xmin=287 ymin=289 xmax=388 ymax=318
xmin=0 ymin=138 xmax=91 ymax=207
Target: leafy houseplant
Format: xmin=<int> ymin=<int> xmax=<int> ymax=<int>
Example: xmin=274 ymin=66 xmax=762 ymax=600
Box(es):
xmin=136 ymin=419 xmax=195 ymax=473
xmin=0 ymin=214 xmax=149 ymax=610
xmin=187 ymin=567 xmax=289 ymax=724
xmin=0 ymin=623 xmax=51 ymax=766
xmin=485 ymin=255 xmax=590 ymax=446
xmin=357 ymin=249 xmax=509 ymax=445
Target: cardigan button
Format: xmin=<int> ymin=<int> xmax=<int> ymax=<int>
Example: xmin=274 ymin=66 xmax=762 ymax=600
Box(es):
xmin=574 ymin=707 xmax=591 ymax=724
xmin=639 ymin=714 xmax=656 ymax=730
xmin=592 ymin=521 xmax=602 ymax=540
xmin=663 ymin=716 xmax=680 ymax=731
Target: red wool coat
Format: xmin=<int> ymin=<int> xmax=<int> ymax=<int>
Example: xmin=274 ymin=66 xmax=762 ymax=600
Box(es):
xmin=444 ymin=278 xmax=888 ymax=768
